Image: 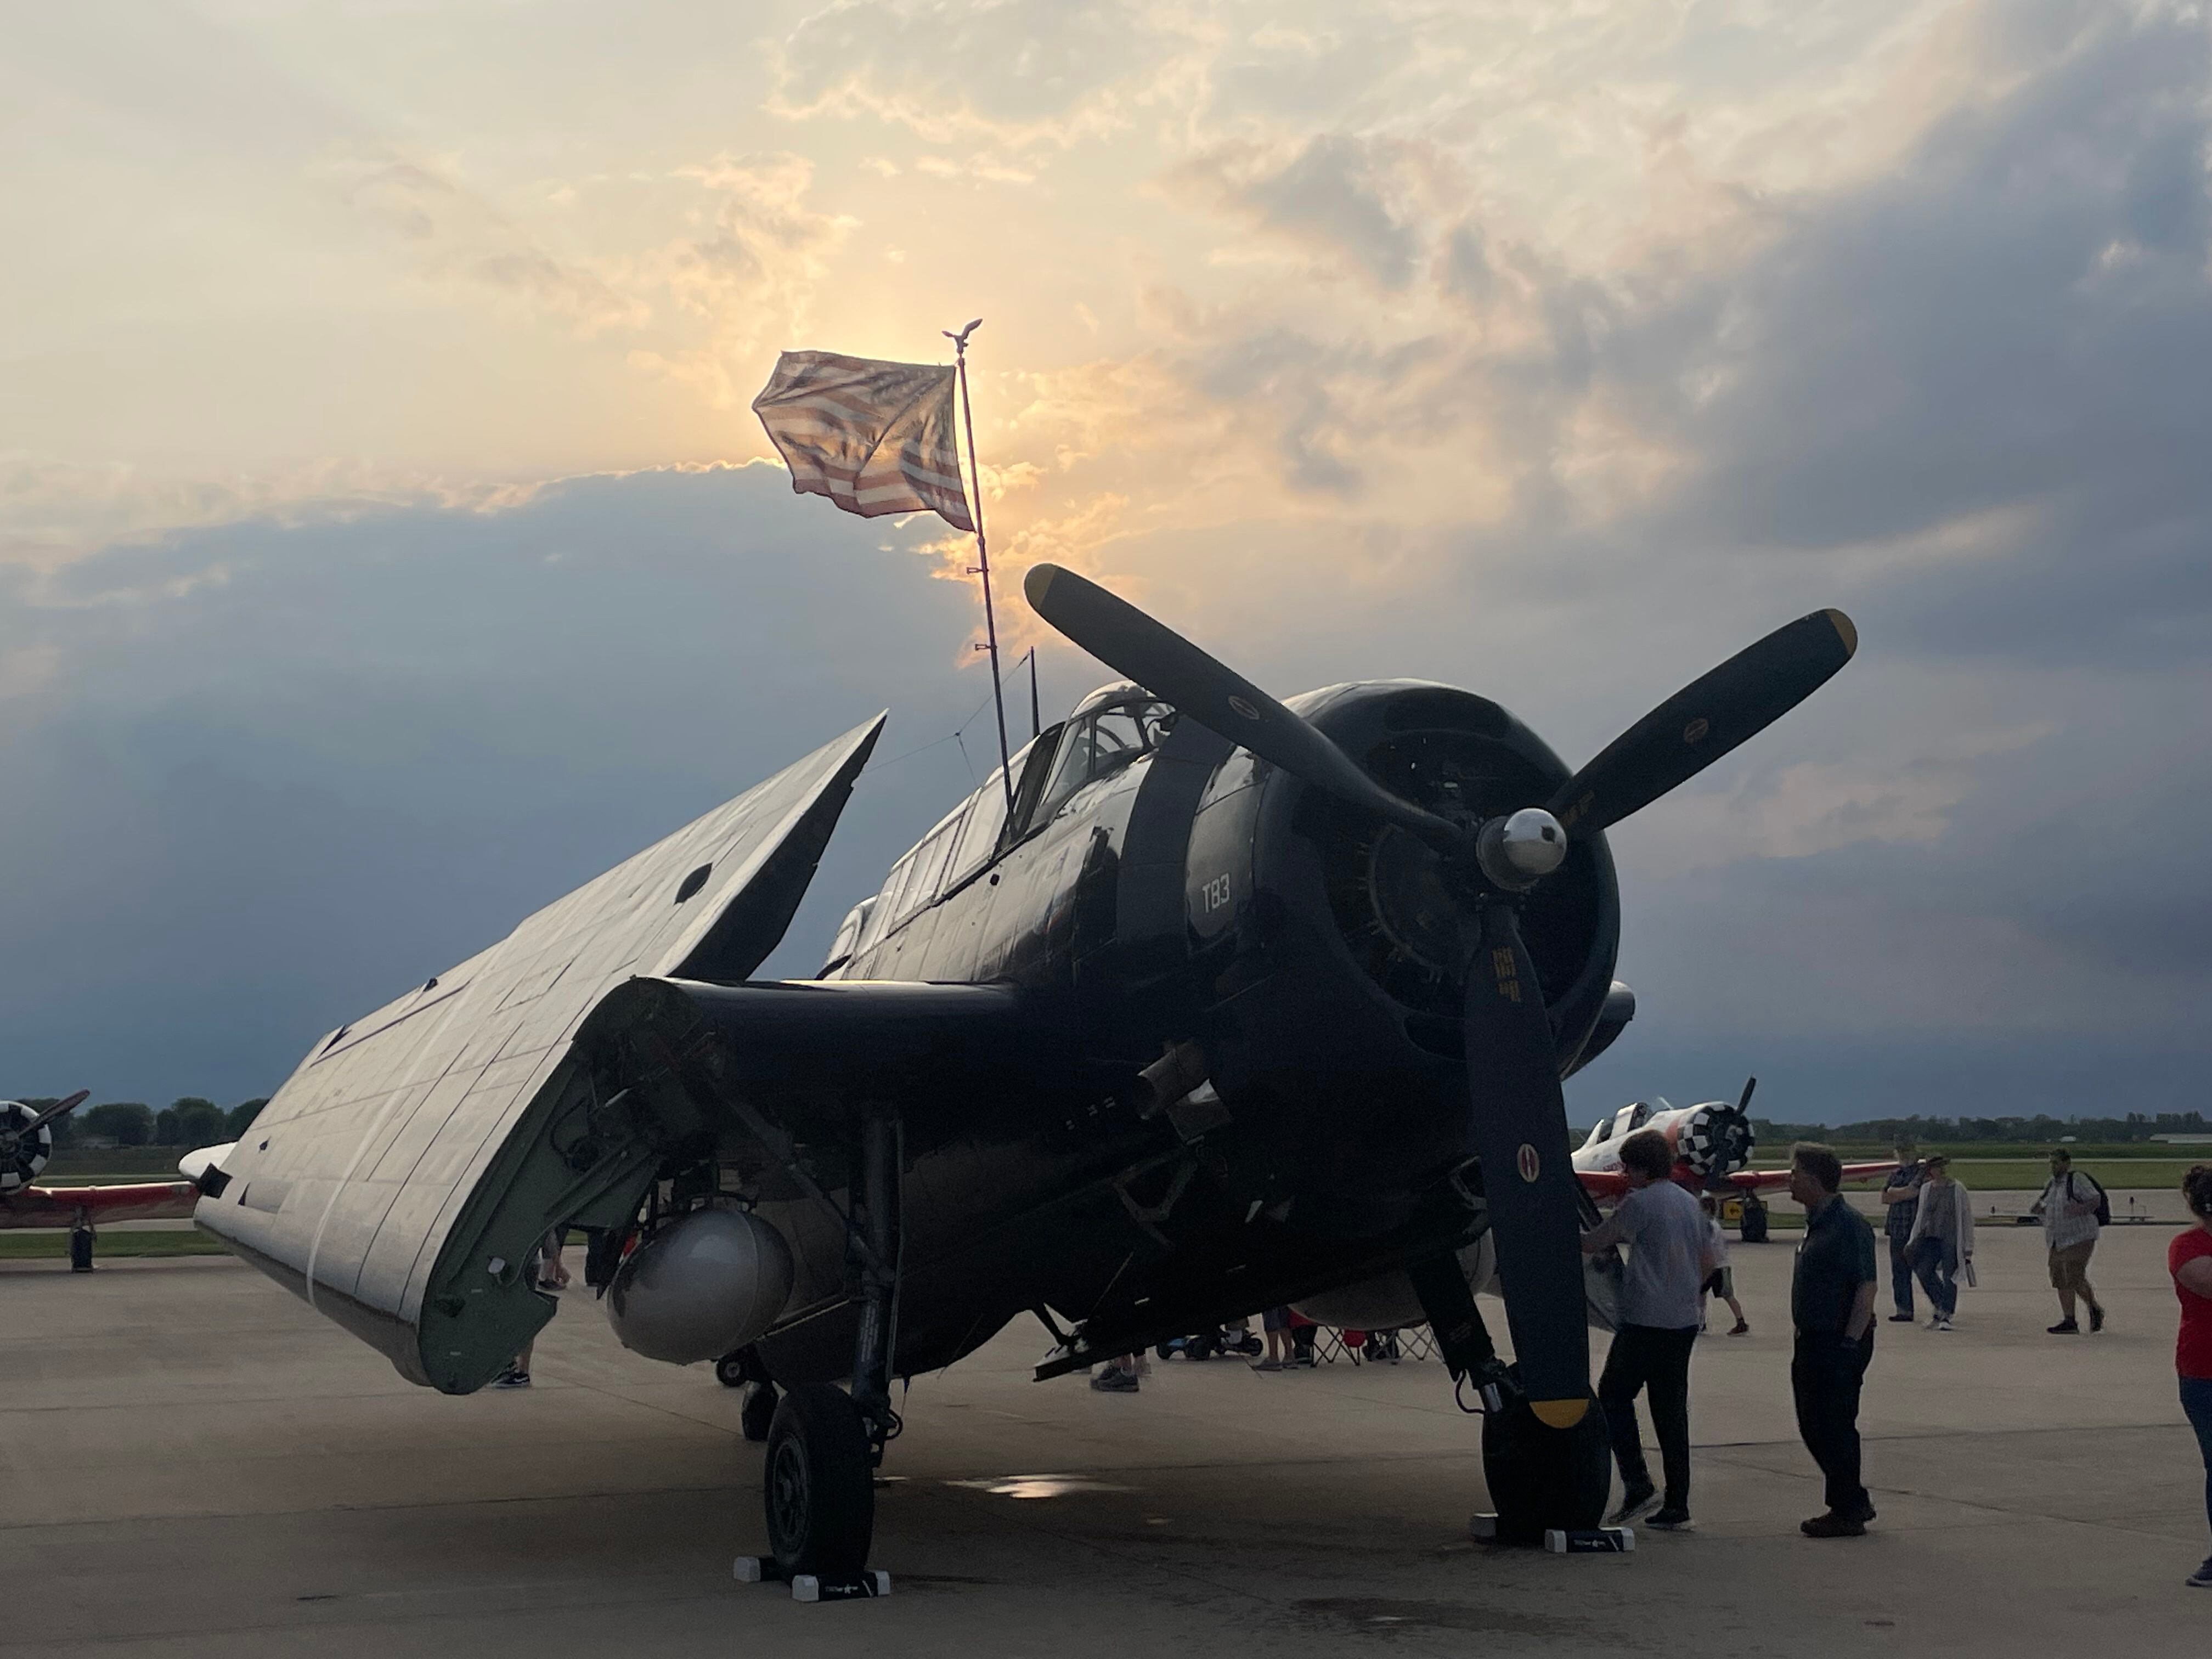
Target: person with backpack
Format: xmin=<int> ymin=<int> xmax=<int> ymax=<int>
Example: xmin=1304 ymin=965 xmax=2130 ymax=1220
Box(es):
xmin=2031 ymin=1148 xmax=2108 ymax=1334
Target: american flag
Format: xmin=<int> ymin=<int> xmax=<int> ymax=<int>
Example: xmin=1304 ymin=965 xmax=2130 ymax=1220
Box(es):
xmin=751 ymin=351 xmax=975 ymax=532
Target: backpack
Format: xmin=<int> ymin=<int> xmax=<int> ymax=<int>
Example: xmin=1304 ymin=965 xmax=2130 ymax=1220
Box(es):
xmin=2068 ymin=1171 xmax=2112 ymax=1228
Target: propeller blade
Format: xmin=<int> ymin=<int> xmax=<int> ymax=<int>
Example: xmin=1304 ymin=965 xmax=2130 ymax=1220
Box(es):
xmin=22 ymin=1090 xmax=91 ymax=1137
xmin=1460 ymin=903 xmax=1591 ymax=1423
xmin=1549 ymin=610 xmax=1857 ymax=835
xmin=1737 ymin=1075 xmax=1757 ymax=1115
xmin=1024 ymin=563 xmax=1463 ymax=853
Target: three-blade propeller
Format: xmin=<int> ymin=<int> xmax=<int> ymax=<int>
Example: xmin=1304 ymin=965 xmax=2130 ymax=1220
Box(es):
xmin=1023 ymin=562 xmax=1855 ymax=1424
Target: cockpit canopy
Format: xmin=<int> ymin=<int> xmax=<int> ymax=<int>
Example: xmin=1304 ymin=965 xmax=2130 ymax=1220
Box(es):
xmin=822 ymin=681 xmax=1177 ymax=973
xmin=1030 ymin=682 xmax=1175 ymax=826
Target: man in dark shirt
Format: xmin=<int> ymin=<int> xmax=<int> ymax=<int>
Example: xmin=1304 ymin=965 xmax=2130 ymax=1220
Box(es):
xmin=1789 ymin=1143 xmax=1879 ymax=1537
xmin=1878 ymin=1140 xmax=1923 ymax=1323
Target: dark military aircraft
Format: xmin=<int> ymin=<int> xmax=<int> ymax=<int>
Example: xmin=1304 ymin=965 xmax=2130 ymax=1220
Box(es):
xmin=190 ymin=565 xmax=1854 ymax=1586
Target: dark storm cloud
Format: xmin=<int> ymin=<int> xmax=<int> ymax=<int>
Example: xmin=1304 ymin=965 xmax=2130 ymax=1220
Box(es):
xmin=1117 ymin=4 xmax=2212 ymax=1116
xmin=0 ymin=465 xmax=1049 ymax=1104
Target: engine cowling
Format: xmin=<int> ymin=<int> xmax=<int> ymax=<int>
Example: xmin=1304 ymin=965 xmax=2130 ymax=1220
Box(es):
xmin=1675 ymin=1101 xmax=1756 ymax=1177
xmin=606 ymin=1207 xmax=795 ymax=1364
xmin=0 ymin=1101 xmax=55 ymax=1194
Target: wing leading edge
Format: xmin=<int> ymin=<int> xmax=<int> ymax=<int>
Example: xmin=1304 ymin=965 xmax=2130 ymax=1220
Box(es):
xmin=194 ymin=714 xmax=884 ymax=1389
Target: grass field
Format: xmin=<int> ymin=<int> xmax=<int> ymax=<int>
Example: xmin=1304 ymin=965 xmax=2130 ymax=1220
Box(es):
xmin=40 ymin=1148 xmax=206 ymax=1179
xmin=0 ymin=1231 xmax=229 ymax=1261
xmin=1748 ymin=1156 xmax=2202 ymax=1190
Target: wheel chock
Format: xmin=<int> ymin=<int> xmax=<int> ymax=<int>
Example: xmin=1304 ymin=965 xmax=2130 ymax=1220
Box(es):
xmin=1543 ymin=1527 xmax=1634 ymax=1554
xmin=1469 ymin=1514 xmax=1633 ymax=1553
xmin=733 ymin=1557 xmax=891 ymax=1601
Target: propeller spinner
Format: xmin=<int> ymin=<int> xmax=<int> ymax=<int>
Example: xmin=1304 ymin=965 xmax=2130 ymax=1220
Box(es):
xmin=1022 ymin=562 xmax=1856 ymax=1424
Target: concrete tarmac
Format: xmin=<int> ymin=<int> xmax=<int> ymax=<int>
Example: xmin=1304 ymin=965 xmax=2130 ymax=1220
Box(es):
xmin=3 ymin=1223 xmax=2205 ymax=1657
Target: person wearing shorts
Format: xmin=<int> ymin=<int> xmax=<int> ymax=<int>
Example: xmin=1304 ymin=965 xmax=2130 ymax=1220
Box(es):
xmin=1699 ymin=1194 xmax=1748 ymax=1335
xmin=2033 ymin=1149 xmax=2106 ymax=1334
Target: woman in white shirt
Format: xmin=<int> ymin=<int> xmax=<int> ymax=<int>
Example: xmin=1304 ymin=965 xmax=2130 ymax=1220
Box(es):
xmin=1905 ymin=1156 xmax=1976 ymax=1331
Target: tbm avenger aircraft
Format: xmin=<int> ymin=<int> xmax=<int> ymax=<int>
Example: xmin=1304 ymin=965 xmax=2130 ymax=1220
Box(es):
xmin=190 ymin=563 xmax=1854 ymax=1585
xmin=1 ymin=1092 xmax=202 ymax=1270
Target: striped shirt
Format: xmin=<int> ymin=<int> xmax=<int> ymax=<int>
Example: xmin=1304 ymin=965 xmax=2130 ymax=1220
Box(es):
xmin=2037 ymin=1173 xmax=2102 ymax=1251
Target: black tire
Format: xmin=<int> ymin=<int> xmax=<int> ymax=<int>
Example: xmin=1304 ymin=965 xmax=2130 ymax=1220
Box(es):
xmin=1155 ymin=1343 xmax=1176 ymax=1362
xmin=1187 ymin=1335 xmax=1216 ymax=1361
xmin=68 ymin=1229 xmax=93 ymax=1273
xmin=1740 ymin=1201 xmax=1769 ymax=1244
xmin=762 ymin=1384 xmax=874 ymax=1579
xmin=1236 ymin=1334 xmax=1262 ymax=1357
xmin=740 ymin=1381 xmax=778 ymax=1443
xmin=1481 ymin=1391 xmax=1611 ymax=1545
xmin=715 ymin=1352 xmax=749 ymax=1389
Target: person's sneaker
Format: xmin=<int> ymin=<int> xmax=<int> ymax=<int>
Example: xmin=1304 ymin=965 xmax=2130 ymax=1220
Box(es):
xmin=2187 ymin=1559 xmax=2212 ymax=1588
xmin=1254 ymin=1358 xmax=1283 ymax=1372
xmin=1925 ymin=1315 xmax=1943 ymax=1330
xmin=1089 ymin=1367 xmax=1138 ymax=1393
xmin=1934 ymin=1318 xmax=1956 ymax=1331
xmin=2047 ymin=1319 xmax=2080 ymax=1334
xmin=1646 ymin=1506 xmax=1694 ymax=1531
xmin=2089 ymin=1305 xmax=2106 ymax=1333
xmin=492 ymin=1368 xmax=531 ymax=1389
xmin=1801 ymin=1511 xmax=1866 ymax=1538
xmin=1606 ymin=1484 xmax=1659 ymax=1527
xmin=1728 ymin=1320 xmax=1751 ymax=1336
xmin=1887 ymin=1312 xmax=1916 ymax=1323
xmin=1849 ymin=1500 xmax=1878 ymax=1525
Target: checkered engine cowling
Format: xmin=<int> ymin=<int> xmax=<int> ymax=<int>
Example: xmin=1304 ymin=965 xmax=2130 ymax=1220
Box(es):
xmin=0 ymin=1101 xmax=55 ymax=1193
xmin=1676 ymin=1103 xmax=1754 ymax=1177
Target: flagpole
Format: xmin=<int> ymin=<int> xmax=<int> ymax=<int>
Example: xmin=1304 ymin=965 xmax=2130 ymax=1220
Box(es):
xmin=945 ymin=318 xmax=1014 ymax=816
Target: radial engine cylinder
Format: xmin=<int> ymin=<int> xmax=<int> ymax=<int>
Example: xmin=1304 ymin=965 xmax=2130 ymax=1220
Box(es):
xmin=606 ymin=1207 xmax=795 ymax=1364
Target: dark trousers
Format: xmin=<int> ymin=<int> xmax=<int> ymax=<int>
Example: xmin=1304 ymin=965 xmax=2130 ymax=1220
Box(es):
xmin=1908 ymin=1237 xmax=1957 ymax=1318
xmin=1792 ymin=1330 xmax=1875 ymax=1516
xmin=2182 ymin=1375 xmax=2212 ymax=1556
xmin=1598 ymin=1322 xmax=1697 ymax=1508
xmin=1888 ymin=1236 xmax=1915 ymax=1314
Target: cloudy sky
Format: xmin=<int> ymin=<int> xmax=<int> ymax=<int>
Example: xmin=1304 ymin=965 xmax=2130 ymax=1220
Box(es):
xmin=4 ymin=0 xmax=2208 ymax=1124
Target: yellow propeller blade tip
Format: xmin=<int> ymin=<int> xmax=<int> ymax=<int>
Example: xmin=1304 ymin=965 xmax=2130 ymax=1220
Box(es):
xmin=1529 ymin=1398 xmax=1590 ymax=1429
xmin=1823 ymin=608 xmax=1858 ymax=657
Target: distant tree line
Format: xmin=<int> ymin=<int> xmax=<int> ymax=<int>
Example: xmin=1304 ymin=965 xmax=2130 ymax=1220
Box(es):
xmin=1754 ymin=1111 xmax=2210 ymax=1145
xmin=7 ymin=1096 xmax=267 ymax=1152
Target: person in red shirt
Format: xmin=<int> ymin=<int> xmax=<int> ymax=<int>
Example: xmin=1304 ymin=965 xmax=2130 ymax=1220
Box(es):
xmin=2172 ymin=1164 xmax=2212 ymax=1589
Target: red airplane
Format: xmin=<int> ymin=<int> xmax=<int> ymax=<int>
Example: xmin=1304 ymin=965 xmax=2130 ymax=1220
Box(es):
xmin=1571 ymin=1080 xmax=1896 ymax=1229
xmin=0 ymin=1092 xmax=201 ymax=1270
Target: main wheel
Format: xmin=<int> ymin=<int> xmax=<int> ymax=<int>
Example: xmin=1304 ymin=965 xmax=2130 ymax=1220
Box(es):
xmin=740 ymin=1381 xmax=778 ymax=1443
xmin=715 ymin=1352 xmax=749 ymax=1388
xmin=68 ymin=1228 xmax=94 ymax=1273
xmin=1480 ymin=1391 xmax=1611 ymax=1545
xmin=762 ymin=1384 xmax=874 ymax=1579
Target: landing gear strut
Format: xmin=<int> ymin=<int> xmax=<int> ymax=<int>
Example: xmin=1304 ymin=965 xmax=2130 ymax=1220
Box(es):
xmin=716 ymin=1346 xmax=780 ymax=1441
xmin=739 ymin=1110 xmax=899 ymax=1601
xmin=69 ymin=1215 xmax=94 ymax=1273
xmin=1410 ymin=1248 xmax=1616 ymax=1549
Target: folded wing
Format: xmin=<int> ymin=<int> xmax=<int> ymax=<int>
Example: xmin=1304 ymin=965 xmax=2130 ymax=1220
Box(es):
xmin=194 ymin=715 xmax=884 ymax=1387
